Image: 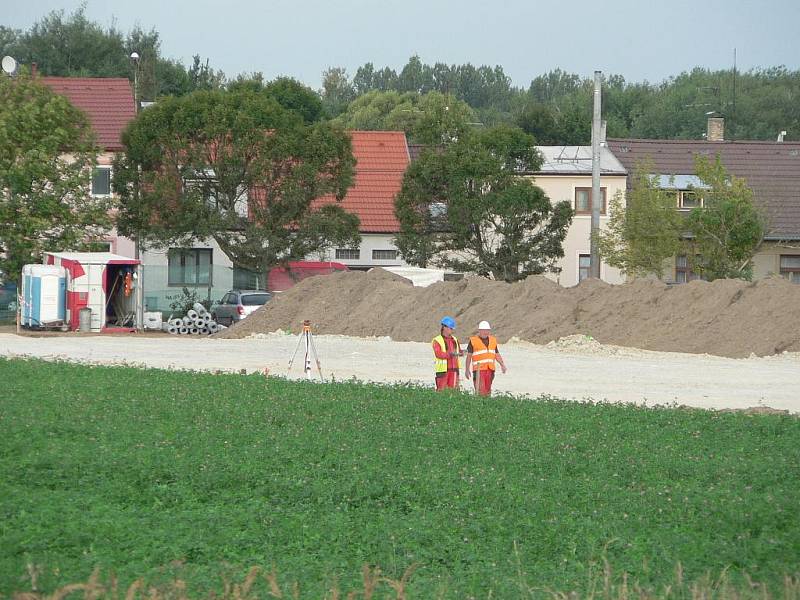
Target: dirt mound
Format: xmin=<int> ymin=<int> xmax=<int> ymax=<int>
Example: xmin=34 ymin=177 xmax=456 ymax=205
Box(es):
xmin=215 ymin=270 xmax=800 ymax=358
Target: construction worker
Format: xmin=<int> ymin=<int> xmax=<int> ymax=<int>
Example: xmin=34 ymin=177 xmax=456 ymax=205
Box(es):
xmin=465 ymin=321 xmax=507 ymax=396
xmin=432 ymin=316 xmax=462 ymax=391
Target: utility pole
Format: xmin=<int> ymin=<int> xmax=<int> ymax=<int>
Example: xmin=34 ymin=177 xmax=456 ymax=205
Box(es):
xmin=129 ymin=52 xmax=144 ymax=331
xmin=589 ymin=70 xmax=602 ymax=279
xmin=130 ymin=52 xmax=140 ymax=262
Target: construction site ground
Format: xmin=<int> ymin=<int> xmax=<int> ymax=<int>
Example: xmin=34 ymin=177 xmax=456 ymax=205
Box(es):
xmin=1 ymin=332 xmax=798 ymax=413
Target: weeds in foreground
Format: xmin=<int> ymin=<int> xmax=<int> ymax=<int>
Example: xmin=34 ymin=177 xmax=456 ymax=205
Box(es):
xmin=12 ymin=562 xmax=800 ymax=600
xmin=13 ymin=564 xmax=418 ymax=600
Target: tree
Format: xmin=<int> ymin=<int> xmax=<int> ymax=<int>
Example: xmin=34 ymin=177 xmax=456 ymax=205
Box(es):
xmin=686 ymin=156 xmax=765 ymax=280
xmin=113 ymin=88 xmax=360 ymax=284
xmin=321 ymin=67 xmax=355 ymax=117
xmin=334 ymin=90 xmax=477 ymax=144
xmin=0 ymin=73 xmax=111 ymax=283
xmin=598 ymin=157 xmax=765 ymax=281
xmin=228 ymin=76 xmax=324 ymax=123
xmin=517 ymin=102 xmax=561 ymax=144
xmin=394 ymin=126 xmax=573 ymax=281
xmin=597 ymin=162 xmax=685 ymax=278
xmin=262 ymin=77 xmax=324 ymax=123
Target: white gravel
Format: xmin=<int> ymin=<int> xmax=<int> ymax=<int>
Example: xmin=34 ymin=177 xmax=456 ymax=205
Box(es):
xmin=2 ymin=332 xmax=798 ymax=413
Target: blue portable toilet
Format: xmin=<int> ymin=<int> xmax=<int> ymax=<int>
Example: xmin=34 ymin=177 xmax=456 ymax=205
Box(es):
xmin=21 ymin=264 xmax=66 ymax=328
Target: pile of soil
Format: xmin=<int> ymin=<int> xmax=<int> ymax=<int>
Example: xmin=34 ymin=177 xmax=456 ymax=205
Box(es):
xmin=215 ymin=269 xmax=800 ymax=358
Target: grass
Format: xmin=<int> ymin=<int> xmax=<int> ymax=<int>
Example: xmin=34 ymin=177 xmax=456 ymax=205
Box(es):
xmin=1 ymin=357 xmax=798 ymax=598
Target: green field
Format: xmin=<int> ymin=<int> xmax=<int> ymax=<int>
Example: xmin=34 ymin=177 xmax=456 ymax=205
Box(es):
xmin=1 ymin=358 xmax=798 ymax=598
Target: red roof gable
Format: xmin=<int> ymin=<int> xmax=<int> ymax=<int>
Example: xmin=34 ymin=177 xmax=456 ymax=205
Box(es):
xmin=314 ymin=131 xmax=410 ymax=233
xmin=41 ymin=77 xmax=136 ymax=152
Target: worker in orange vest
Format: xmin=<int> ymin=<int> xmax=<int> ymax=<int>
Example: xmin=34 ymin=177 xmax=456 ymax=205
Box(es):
xmin=465 ymin=321 xmax=507 ymax=396
xmin=432 ymin=316 xmax=462 ymax=391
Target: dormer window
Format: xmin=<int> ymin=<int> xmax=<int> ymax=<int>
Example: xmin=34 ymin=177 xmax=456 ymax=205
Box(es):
xmin=678 ymin=190 xmax=703 ymax=210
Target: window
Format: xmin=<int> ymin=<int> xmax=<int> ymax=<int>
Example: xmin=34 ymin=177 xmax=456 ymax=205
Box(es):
xmin=91 ymin=167 xmax=112 ymax=196
xmin=241 ymin=293 xmax=270 ymax=306
xmin=574 ymin=187 xmax=606 ymax=215
xmin=678 ymin=191 xmax=703 ymax=210
xmin=168 ymin=248 xmax=212 ymax=286
xmin=429 ymin=202 xmax=447 ymax=218
xmin=780 ymin=255 xmax=800 ymax=283
xmin=372 ymin=249 xmax=398 ymax=260
xmin=233 ymin=267 xmax=263 ymax=290
xmin=578 ymin=254 xmax=591 ymax=282
xmin=675 ymin=255 xmax=704 ymax=284
xmin=335 ymin=248 xmax=360 ymax=260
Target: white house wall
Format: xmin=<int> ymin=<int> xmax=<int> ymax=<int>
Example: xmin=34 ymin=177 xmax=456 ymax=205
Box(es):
xmin=315 ymin=233 xmax=406 ymax=269
xmin=527 ymin=174 xmax=628 ymax=286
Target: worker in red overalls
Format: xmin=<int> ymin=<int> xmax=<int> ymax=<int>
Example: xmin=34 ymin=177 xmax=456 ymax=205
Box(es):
xmin=465 ymin=321 xmax=507 ymax=396
xmin=432 ymin=316 xmax=462 ymax=391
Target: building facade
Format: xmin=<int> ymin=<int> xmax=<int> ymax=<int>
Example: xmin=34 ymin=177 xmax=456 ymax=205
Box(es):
xmin=607 ymin=124 xmax=800 ymax=284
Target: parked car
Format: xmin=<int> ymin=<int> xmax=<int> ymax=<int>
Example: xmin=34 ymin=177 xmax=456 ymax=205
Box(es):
xmin=211 ymin=290 xmax=272 ymax=326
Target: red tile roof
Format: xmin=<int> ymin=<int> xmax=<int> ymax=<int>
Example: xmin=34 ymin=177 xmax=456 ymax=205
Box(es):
xmin=41 ymin=77 xmax=136 ymax=152
xmin=314 ymin=131 xmax=410 ymax=233
xmin=607 ymin=138 xmax=800 ymax=239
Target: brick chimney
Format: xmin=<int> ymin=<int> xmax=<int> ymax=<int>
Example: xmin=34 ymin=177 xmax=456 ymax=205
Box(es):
xmin=707 ymin=116 xmax=724 ymax=142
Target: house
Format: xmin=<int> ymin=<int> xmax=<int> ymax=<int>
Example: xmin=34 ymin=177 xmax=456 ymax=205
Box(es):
xmin=407 ymin=143 xmax=629 ymax=286
xmin=607 ymin=117 xmax=800 ymax=284
xmin=524 ymin=146 xmax=628 ymax=286
xmin=137 ymin=131 xmax=415 ymax=310
xmin=41 ymin=76 xmax=137 ymax=257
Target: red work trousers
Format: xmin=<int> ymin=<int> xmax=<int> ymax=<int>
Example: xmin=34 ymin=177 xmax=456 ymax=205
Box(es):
xmin=435 ymin=370 xmax=459 ymax=391
xmin=473 ymin=369 xmax=495 ymax=396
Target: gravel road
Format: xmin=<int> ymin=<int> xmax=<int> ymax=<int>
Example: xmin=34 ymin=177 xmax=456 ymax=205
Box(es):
xmin=2 ymin=332 xmax=797 ymax=413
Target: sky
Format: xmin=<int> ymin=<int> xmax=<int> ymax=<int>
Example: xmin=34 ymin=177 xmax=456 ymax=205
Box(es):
xmin=5 ymin=0 xmax=800 ymax=89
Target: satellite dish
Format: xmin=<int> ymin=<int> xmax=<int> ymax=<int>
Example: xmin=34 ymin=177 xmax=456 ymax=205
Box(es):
xmin=2 ymin=56 xmax=18 ymax=76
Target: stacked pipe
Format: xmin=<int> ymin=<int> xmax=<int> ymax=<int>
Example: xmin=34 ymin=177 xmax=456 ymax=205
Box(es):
xmin=162 ymin=302 xmax=226 ymax=335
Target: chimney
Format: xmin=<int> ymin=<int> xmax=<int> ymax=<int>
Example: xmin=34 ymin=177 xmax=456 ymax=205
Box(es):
xmin=707 ymin=116 xmax=724 ymax=142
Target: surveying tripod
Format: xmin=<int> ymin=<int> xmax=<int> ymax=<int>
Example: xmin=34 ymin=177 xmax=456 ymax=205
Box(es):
xmin=287 ymin=319 xmax=324 ymax=381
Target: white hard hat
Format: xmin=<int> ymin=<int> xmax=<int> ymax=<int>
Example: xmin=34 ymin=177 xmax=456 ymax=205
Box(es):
xmin=478 ymin=320 xmax=491 ymax=330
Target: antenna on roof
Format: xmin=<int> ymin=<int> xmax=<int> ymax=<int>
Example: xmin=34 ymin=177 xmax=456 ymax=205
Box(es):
xmin=1 ymin=56 xmax=19 ymax=77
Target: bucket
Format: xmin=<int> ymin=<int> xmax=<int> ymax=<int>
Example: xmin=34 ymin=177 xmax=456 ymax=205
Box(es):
xmin=79 ymin=307 xmax=92 ymax=332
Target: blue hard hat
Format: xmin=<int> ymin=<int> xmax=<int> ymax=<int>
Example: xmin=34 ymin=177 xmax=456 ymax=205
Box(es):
xmin=440 ymin=316 xmax=456 ymax=329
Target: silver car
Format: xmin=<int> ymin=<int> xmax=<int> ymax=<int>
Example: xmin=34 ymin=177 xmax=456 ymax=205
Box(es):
xmin=211 ymin=290 xmax=271 ymax=326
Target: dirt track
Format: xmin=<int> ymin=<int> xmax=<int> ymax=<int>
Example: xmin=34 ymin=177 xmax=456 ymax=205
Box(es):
xmin=1 ymin=333 xmax=798 ymax=413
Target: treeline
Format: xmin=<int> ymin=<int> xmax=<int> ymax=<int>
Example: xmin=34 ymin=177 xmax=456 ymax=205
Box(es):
xmin=3 ymin=7 xmax=799 ymax=142
xmin=0 ymin=8 xmax=224 ymax=101
xmin=330 ymin=61 xmax=800 ymax=143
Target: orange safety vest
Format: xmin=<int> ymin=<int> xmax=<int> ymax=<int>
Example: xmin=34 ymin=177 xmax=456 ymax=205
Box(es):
xmin=469 ymin=335 xmax=498 ymax=371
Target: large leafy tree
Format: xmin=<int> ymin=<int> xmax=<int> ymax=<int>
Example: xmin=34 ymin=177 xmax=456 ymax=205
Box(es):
xmin=0 ymin=73 xmax=111 ymax=283
xmin=333 ymin=90 xmax=477 ymax=144
xmin=686 ymin=156 xmax=765 ymax=280
xmin=394 ymin=126 xmax=573 ymax=281
xmin=227 ymin=75 xmax=324 ymax=123
xmin=598 ymin=161 xmax=685 ymax=278
xmin=113 ymin=88 xmax=360 ymax=283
